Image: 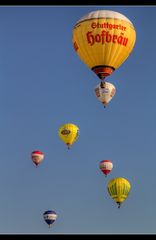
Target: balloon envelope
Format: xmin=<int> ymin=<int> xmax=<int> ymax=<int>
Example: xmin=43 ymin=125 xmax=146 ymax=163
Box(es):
xmin=99 ymin=160 xmax=113 ymax=176
xmin=31 ymin=150 xmax=44 ymax=166
xmin=95 ymin=81 xmax=116 ymax=107
xmin=58 ymin=123 xmax=79 ymax=149
xmin=72 ymin=10 xmax=136 ymax=80
xmin=43 ymin=210 xmax=57 ymax=227
xmin=107 ymin=177 xmax=131 ymax=208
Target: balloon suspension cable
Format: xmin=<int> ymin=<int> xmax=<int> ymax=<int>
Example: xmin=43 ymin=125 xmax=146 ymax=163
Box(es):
xmin=100 ymin=76 xmax=105 ymax=81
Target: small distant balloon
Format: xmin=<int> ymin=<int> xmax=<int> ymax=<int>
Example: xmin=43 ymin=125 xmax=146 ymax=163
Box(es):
xmin=107 ymin=177 xmax=131 ymax=208
xmin=99 ymin=160 xmax=113 ymax=177
xmin=43 ymin=210 xmax=57 ymax=228
xmin=58 ymin=123 xmax=79 ymax=149
xmin=31 ymin=150 xmax=44 ymax=167
xmin=95 ymin=81 xmax=116 ymax=107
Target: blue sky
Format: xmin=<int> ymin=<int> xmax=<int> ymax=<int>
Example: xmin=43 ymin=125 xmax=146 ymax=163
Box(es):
xmin=0 ymin=5 xmax=155 ymax=234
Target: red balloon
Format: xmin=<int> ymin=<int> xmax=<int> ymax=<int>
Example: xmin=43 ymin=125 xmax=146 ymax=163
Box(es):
xmin=31 ymin=150 xmax=44 ymax=167
xmin=99 ymin=160 xmax=113 ymax=176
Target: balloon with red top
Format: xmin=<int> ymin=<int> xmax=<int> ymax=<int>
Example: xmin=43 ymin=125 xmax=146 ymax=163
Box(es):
xmin=99 ymin=160 xmax=113 ymax=177
xmin=31 ymin=150 xmax=44 ymax=167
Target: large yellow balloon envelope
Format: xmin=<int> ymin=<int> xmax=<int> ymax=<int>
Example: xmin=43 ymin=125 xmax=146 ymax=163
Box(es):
xmin=107 ymin=177 xmax=131 ymax=208
xmin=72 ymin=10 xmax=136 ymax=80
xmin=58 ymin=123 xmax=79 ymax=149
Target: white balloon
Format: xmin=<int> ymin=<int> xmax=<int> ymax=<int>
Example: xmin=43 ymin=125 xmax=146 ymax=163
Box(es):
xmin=94 ymin=81 xmax=116 ymax=107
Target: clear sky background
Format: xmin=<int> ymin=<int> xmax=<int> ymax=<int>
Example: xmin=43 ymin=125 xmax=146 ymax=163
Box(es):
xmin=0 ymin=5 xmax=155 ymax=234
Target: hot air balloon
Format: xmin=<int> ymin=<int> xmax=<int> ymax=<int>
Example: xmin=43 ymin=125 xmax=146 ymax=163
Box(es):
xmin=95 ymin=81 xmax=116 ymax=107
xmin=107 ymin=177 xmax=131 ymax=208
xmin=99 ymin=160 xmax=113 ymax=177
xmin=31 ymin=150 xmax=44 ymax=167
xmin=72 ymin=10 xmax=136 ymax=81
xmin=58 ymin=123 xmax=79 ymax=149
xmin=43 ymin=210 xmax=57 ymax=228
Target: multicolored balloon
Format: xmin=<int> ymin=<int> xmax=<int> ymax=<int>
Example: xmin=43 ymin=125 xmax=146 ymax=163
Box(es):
xmin=31 ymin=150 xmax=44 ymax=167
xmin=58 ymin=123 xmax=79 ymax=149
xmin=95 ymin=81 xmax=116 ymax=107
xmin=72 ymin=10 xmax=136 ymax=81
xmin=99 ymin=160 xmax=113 ymax=176
xmin=43 ymin=210 xmax=57 ymax=228
xmin=107 ymin=177 xmax=131 ymax=208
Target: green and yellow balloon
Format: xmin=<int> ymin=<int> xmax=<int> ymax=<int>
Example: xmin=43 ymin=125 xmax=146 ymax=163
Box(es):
xmin=107 ymin=177 xmax=131 ymax=208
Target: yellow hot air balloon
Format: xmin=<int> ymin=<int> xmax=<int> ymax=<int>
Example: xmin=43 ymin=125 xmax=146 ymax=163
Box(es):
xmin=72 ymin=10 xmax=136 ymax=81
xmin=107 ymin=177 xmax=131 ymax=208
xmin=58 ymin=123 xmax=79 ymax=149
